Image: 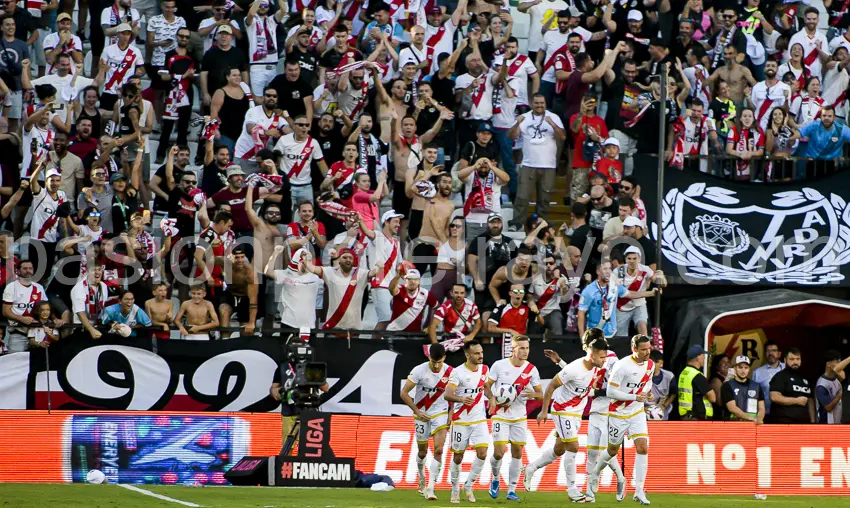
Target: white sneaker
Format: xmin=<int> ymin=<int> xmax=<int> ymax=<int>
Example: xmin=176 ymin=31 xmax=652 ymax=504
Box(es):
xmin=418 ymin=476 xmax=426 ymax=495
xmin=464 ymin=484 xmax=476 ymax=503
xmin=450 ymin=488 xmax=460 ymax=504
xmin=589 ymin=473 xmax=599 ymax=494
xmin=584 ymin=491 xmax=596 ymax=503
xmin=617 ymin=476 xmax=627 ymax=501
xmin=568 ymin=487 xmax=586 ymax=503
xmin=425 ymin=488 xmax=438 ymax=500
xmin=633 ymin=490 xmax=651 ymax=505
xmin=521 ymin=465 xmax=537 ymax=492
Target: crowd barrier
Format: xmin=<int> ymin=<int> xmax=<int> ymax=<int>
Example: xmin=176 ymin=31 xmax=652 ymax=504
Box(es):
xmin=1 ymin=411 xmax=849 ymax=495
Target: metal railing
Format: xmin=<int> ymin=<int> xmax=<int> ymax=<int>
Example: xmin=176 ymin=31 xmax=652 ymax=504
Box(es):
xmin=671 ymin=154 xmax=850 ymax=182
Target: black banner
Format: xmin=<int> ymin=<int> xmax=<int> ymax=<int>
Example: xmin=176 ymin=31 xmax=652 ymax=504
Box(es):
xmin=634 ymin=155 xmax=850 ymax=286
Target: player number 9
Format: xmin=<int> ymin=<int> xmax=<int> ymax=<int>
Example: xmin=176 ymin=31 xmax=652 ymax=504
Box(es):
xmin=564 ymin=420 xmax=571 ymax=430
xmin=494 ymin=423 xmax=500 ymax=433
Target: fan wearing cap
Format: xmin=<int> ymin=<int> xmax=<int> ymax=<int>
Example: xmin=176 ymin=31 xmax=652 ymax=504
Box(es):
xmin=414 ymin=0 xmax=464 ymax=74
xmin=594 ymin=137 xmax=623 ymax=186
xmin=27 ymin=161 xmax=66 ymax=279
xmin=102 ymin=289 xmax=153 ymax=338
xmin=616 ymin=9 xmax=656 ymax=65
xmin=386 ymin=268 xmax=438 ymax=332
xmin=198 ymin=0 xmax=243 ymax=54
xmin=620 ymin=212 xmax=656 ymax=269
xmin=303 ymin=247 xmax=378 ymax=330
xmin=209 ymin=165 xmax=273 ymax=235
xmin=610 ymin=243 xmax=665 ymax=338
xmin=719 ymin=355 xmax=765 ymax=423
xmin=266 ymin=245 xmax=323 ymax=329
xmin=677 ymin=344 xmax=716 ymax=421
xmin=372 ymin=209 xmax=404 ymax=330
xmin=95 ymin=22 xmax=145 ymax=112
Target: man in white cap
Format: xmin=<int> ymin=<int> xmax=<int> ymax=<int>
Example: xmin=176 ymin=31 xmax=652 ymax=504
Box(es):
xmin=622 ymin=9 xmax=655 ymax=64
xmin=720 ymin=355 xmax=765 ymax=423
xmin=96 ymin=22 xmax=145 ymax=113
xmin=611 ymin=245 xmax=665 ymax=337
xmin=373 ymin=209 xmax=404 ymax=331
xmin=303 ymin=247 xmax=377 ymax=331
xmin=265 ymin=245 xmax=322 ymax=329
xmin=622 ymin=214 xmax=657 ymax=269
xmin=387 ymin=268 xmax=438 ymax=332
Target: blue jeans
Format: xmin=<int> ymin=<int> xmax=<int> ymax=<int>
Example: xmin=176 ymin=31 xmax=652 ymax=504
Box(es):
xmin=493 ymin=127 xmax=517 ymax=198
xmin=539 ymin=80 xmax=556 ymax=108
xmin=291 ymin=184 xmax=314 ymax=212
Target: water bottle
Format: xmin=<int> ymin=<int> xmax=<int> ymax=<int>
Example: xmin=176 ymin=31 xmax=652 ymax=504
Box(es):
xmin=754 ymin=494 xmax=767 ymax=500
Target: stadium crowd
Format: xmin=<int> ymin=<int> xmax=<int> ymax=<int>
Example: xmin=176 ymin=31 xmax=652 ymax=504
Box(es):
xmin=0 ymin=0 xmax=848 ymax=410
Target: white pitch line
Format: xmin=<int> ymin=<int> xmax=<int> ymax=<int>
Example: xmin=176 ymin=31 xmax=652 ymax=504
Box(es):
xmin=117 ymin=483 xmax=201 ymax=507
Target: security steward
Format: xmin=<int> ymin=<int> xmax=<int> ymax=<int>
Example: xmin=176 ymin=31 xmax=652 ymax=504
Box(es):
xmin=678 ymin=344 xmax=716 ymax=420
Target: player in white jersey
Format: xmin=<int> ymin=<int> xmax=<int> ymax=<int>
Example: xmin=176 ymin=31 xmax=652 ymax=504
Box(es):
xmin=541 ymin=339 xmax=627 ymax=501
xmin=485 ymin=335 xmax=542 ymax=501
xmin=588 ymin=334 xmax=654 ymax=505
xmin=523 ymin=328 xmax=608 ymax=502
xmin=400 ymin=343 xmax=452 ymax=500
xmin=444 ymin=340 xmax=493 ymax=504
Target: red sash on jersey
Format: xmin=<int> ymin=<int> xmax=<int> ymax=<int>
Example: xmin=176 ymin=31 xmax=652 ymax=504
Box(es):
xmin=756 ymin=93 xmax=774 ymax=126
xmin=609 ymin=359 xmax=654 ymax=412
xmin=616 ymin=269 xmax=648 ymax=310
xmin=286 ymin=136 xmax=315 ymax=179
xmin=349 ymin=78 xmax=370 ymax=119
xmin=543 ymin=44 xmax=568 ymax=74
xmin=803 ymin=41 xmax=819 ymax=67
xmin=322 ymin=268 xmax=359 ymax=329
xmin=371 ymin=237 xmax=398 ymax=288
xmin=535 ymin=280 xmax=559 ymax=308
xmin=36 ymin=193 xmax=64 ymax=239
xmin=452 ymin=365 xmax=487 ymax=421
xmin=495 ymin=362 xmax=535 ymax=415
xmin=416 ymin=365 xmax=454 ymax=411
xmin=424 ymin=26 xmax=446 ymax=70
xmin=507 ymin=54 xmax=528 ymax=77
xmin=470 ymin=76 xmax=487 ymax=107
xmin=104 ymin=49 xmax=137 ymax=93
xmin=551 ymin=371 xmax=596 ymax=412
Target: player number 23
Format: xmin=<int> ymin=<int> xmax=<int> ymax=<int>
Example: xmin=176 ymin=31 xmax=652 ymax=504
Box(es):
xmin=416 ymin=424 xmax=426 ymax=435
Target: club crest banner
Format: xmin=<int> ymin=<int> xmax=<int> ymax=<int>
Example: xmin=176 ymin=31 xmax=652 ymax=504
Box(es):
xmin=634 ymin=156 xmax=850 ymax=285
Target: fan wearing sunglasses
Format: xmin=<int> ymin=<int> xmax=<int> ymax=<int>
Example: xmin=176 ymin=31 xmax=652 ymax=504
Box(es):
xmin=66 ymin=206 xmax=104 ymax=255
xmin=487 ymin=284 xmax=542 ymax=337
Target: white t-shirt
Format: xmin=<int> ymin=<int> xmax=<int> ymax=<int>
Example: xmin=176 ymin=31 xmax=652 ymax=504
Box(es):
xmin=3 ymin=280 xmax=46 ymax=332
xmin=399 ymin=44 xmax=428 ymax=82
xmin=518 ymin=111 xmax=563 ymax=168
xmin=235 ymin=106 xmax=286 ymax=160
xmin=70 ymin=279 xmax=108 ymax=323
xmin=608 ymin=355 xmax=655 ymax=417
xmin=146 ymin=15 xmax=186 ymax=67
xmin=750 ymin=80 xmax=791 ymax=130
xmin=198 ymin=18 xmax=242 ymax=53
xmin=30 ymin=187 xmax=67 ymax=243
xmin=22 ymin=124 xmax=54 ymax=178
xmin=100 ymin=44 xmax=145 ymax=96
xmin=100 ymin=6 xmax=141 ymax=48
xmin=455 ymin=71 xmax=496 ymax=120
xmin=321 ymin=266 xmax=370 ymax=329
xmin=522 ymin=0 xmax=568 ymax=52
xmin=448 ymin=363 xmax=489 ymax=424
xmin=407 ymin=362 xmax=452 ymax=417
xmin=436 ymin=240 xmax=464 ymax=266
xmin=42 ymin=32 xmax=84 ymax=75
xmin=495 ymin=54 xmax=537 ymax=107
xmin=551 ymin=357 xmax=597 ymax=415
xmin=539 ymin=29 xmax=570 ymax=83
xmin=488 ymin=358 xmax=541 ymax=422
xmin=273 ymin=133 xmax=325 ymax=185
xmin=274 ymin=268 xmax=321 ymax=328
xmin=77 ymin=224 xmax=104 ymax=254
xmin=32 ymin=73 xmax=94 ymax=122
xmin=246 ymin=14 xmax=279 ymax=64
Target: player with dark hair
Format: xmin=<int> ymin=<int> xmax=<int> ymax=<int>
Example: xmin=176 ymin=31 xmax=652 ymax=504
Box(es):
xmin=399 ymin=342 xmax=451 ymax=500
xmin=588 ymin=334 xmax=654 ymax=504
xmin=524 ymin=328 xmax=609 ymax=501
xmin=443 ymin=339 xmax=494 ymax=503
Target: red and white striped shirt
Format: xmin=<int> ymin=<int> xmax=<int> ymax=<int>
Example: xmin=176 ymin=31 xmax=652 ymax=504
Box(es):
xmin=433 ymin=298 xmax=480 ymax=335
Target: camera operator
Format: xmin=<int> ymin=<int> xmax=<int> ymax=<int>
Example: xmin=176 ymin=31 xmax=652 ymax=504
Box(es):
xmin=270 ymin=362 xmax=330 ymax=443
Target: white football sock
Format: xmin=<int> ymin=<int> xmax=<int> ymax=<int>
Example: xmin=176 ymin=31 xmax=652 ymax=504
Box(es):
xmin=609 ymin=454 xmax=626 ymax=482
xmin=465 ymin=457 xmax=486 ymax=488
xmin=509 ymin=457 xmax=522 ymax=492
xmin=634 ymin=453 xmax=648 ymax=491
xmin=594 ymin=450 xmax=614 ymax=475
xmin=450 ymin=460 xmax=461 ymax=489
xmin=586 ymin=449 xmax=599 ymax=484
xmin=529 ymin=447 xmax=559 ymax=470
xmin=563 ymin=451 xmax=577 ymax=490
xmin=490 ymin=457 xmax=503 ymax=480
xmin=428 ymin=458 xmax=442 ymax=490
xmin=416 ymin=455 xmax=426 ymax=478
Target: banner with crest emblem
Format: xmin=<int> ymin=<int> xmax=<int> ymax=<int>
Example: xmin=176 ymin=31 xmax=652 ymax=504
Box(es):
xmin=634 ymin=155 xmax=850 ymax=286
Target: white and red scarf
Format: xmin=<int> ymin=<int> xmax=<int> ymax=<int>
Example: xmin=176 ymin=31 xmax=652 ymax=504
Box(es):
xmin=463 ymin=170 xmax=495 ymax=216
xmin=164 ymin=56 xmax=194 ymax=120
xmin=252 ymin=16 xmax=277 ymax=62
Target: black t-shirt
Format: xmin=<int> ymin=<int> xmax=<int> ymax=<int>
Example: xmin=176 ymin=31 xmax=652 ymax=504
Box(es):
xmin=604 ymin=76 xmax=641 ymax=136
xmin=459 ymin=140 xmax=500 ymax=168
xmin=201 ymin=163 xmax=228 ymax=197
xmin=426 ymin=73 xmax=456 ymax=111
xmin=269 ymin=74 xmax=313 ymax=119
xmin=467 ymin=233 xmax=517 ymax=284
xmin=312 ymin=124 xmax=345 ymax=167
xmin=708 ymin=98 xmax=734 ymax=138
xmin=569 ymin=224 xmax=594 ymax=274
xmin=287 ymin=47 xmax=319 ymax=87
xmin=77 ymin=109 xmax=103 ymax=138
xmin=46 ymin=253 xmax=83 ymax=305
xmin=318 ymin=48 xmax=363 ymax=70
xmin=167 ymin=188 xmax=199 ymax=238
xmin=417 ymin=105 xmax=452 ymax=145
xmin=720 ymin=379 xmax=764 ymax=420
xmin=152 ymin=164 xmax=185 ymax=210
xmin=479 ymin=40 xmax=498 ymax=68
xmin=768 ymin=367 xmax=813 ymax=424
xmin=201 ymin=46 xmax=248 ymax=95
